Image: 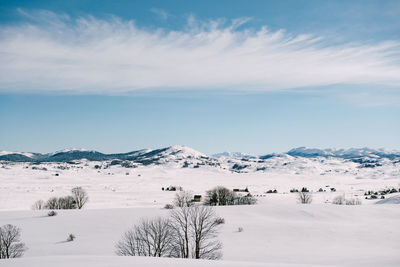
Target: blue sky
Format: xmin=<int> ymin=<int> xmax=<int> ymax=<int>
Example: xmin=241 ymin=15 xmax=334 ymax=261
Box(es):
xmin=0 ymin=0 xmax=399 ymax=154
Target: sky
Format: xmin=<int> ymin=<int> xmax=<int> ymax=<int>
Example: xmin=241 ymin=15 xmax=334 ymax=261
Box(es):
xmin=0 ymin=0 xmax=399 ymax=155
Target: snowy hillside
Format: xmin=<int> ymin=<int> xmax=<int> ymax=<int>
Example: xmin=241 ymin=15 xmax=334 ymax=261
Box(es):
xmin=1 ymin=146 xmax=400 ymax=266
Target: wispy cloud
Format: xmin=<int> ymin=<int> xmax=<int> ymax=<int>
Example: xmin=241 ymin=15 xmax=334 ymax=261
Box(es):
xmin=0 ymin=10 xmax=399 ymax=94
xmin=149 ymin=8 xmax=169 ymax=20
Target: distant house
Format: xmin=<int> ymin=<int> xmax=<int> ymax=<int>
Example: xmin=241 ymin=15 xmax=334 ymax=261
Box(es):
xmin=193 ymin=195 xmax=202 ymax=202
xmin=165 ymin=185 xmax=183 ymax=191
xmin=233 ymin=187 xmax=249 ymax=192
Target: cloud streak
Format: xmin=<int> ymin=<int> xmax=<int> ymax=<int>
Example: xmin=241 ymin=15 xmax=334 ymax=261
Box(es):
xmin=0 ymin=10 xmax=400 ymax=94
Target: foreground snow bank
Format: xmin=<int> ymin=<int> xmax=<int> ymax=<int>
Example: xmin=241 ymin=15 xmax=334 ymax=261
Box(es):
xmin=0 ymin=255 xmax=314 ymax=267
xmin=1 ymin=203 xmax=400 ymax=266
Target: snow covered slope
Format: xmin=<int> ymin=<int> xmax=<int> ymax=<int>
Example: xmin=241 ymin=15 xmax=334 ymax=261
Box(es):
xmin=1 ymin=203 xmax=400 ymax=267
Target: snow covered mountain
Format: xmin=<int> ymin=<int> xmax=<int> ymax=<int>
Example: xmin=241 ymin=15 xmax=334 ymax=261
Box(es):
xmin=1 ymin=146 xmax=399 ymax=173
xmin=286 ymin=147 xmax=400 ymax=159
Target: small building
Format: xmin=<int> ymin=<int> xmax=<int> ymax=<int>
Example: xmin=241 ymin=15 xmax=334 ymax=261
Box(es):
xmin=233 ymin=187 xmax=249 ymax=192
xmin=193 ymin=195 xmax=202 ymax=202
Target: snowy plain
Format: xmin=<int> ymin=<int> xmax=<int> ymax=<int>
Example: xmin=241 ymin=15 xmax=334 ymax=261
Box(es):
xmin=0 ymin=147 xmax=400 ymax=266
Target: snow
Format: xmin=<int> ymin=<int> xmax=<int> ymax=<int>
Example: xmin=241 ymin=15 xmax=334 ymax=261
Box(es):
xmin=0 ymin=203 xmax=400 ymax=266
xmin=376 ymin=194 xmax=400 ymax=204
xmin=0 ymin=148 xmax=400 ymax=266
xmin=0 ymin=151 xmax=35 ymax=158
xmin=52 ymin=148 xmax=94 ymax=154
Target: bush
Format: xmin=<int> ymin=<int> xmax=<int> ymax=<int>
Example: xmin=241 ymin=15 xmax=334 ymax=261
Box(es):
xmin=67 ymin=234 xmax=75 ymax=242
xmin=0 ymin=224 xmax=27 ymax=259
xmin=234 ymin=195 xmax=257 ymax=205
xmin=215 ymin=217 xmax=225 ymax=225
xmin=31 ymin=200 xmax=45 ymax=210
xmin=45 ymin=197 xmax=60 ymax=209
xmin=298 ymin=192 xmax=312 ymax=204
xmin=47 ymin=210 xmax=57 ymax=217
xmin=345 ymin=198 xmax=362 ymax=205
xmin=164 ymin=204 xmax=174 ymax=209
xmin=332 ymin=195 xmax=345 ymax=205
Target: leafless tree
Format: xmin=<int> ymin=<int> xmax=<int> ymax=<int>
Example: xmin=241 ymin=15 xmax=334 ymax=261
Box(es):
xmin=0 ymin=224 xmax=27 ymax=259
xmin=71 ymin=187 xmax=89 ymax=209
xmin=58 ymin=196 xmax=77 ymax=209
xmin=189 ymin=206 xmax=222 ymax=259
xmin=45 ymin=197 xmax=60 ymax=209
xmin=204 ymin=186 xmax=235 ymax=206
xmin=170 ymin=206 xmax=222 ymax=260
xmin=234 ymin=195 xmax=257 ymax=205
xmin=115 ymin=217 xmax=173 ymax=257
xmin=31 ymin=200 xmax=45 ymax=210
xmin=169 ymin=207 xmax=191 ymax=258
xmin=45 ymin=196 xmax=77 ymax=209
xmin=174 ymin=191 xmax=193 ymax=208
xmin=298 ymin=192 xmax=312 ymax=204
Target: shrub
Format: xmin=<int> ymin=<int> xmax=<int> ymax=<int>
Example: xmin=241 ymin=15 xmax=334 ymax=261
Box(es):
xmin=298 ymin=192 xmax=312 ymax=204
xmin=234 ymin=195 xmax=257 ymax=205
xmin=345 ymin=198 xmax=362 ymax=205
xmin=164 ymin=204 xmax=174 ymax=209
xmin=332 ymin=195 xmax=345 ymax=205
xmin=67 ymin=234 xmax=75 ymax=242
xmin=47 ymin=210 xmax=57 ymax=216
xmin=215 ymin=217 xmax=225 ymax=225
xmin=31 ymin=200 xmax=45 ymax=210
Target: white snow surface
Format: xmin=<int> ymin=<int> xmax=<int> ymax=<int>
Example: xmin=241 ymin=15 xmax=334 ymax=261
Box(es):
xmin=1 ymin=151 xmax=400 ymax=266
xmin=0 ymin=151 xmax=35 ymax=157
xmin=1 ymin=203 xmax=400 ymax=266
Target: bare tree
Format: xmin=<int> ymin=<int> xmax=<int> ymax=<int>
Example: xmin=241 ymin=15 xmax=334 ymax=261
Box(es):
xmin=298 ymin=192 xmax=312 ymax=204
xmin=169 ymin=207 xmax=191 ymax=258
xmin=58 ymin=196 xmax=77 ymax=209
xmin=31 ymin=200 xmax=45 ymax=210
xmin=45 ymin=197 xmax=60 ymax=209
xmin=174 ymin=191 xmax=193 ymax=208
xmin=170 ymin=206 xmax=222 ymax=260
xmin=189 ymin=206 xmax=222 ymax=259
xmin=71 ymin=187 xmax=89 ymax=209
xmin=204 ymin=186 xmax=235 ymax=206
xmin=116 ymin=217 xmax=173 ymax=257
xmin=0 ymin=224 xmax=27 ymax=259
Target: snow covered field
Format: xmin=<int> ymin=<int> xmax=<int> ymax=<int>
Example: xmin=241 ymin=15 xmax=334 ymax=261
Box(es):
xmin=1 ymin=203 xmax=400 ymax=266
xmin=1 ymin=155 xmax=399 ymax=210
xmin=1 ymin=147 xmax=400 ymax=266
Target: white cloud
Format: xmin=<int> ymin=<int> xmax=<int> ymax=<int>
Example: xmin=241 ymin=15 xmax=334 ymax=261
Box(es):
xmin=149 ymin=8 xmax=169 ymax=20
xmin=0 ymin=10 xmax=399 ymax=94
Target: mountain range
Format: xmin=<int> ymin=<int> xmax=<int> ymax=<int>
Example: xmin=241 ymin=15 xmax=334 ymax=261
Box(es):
xmin=1 ymin=146 xmax=399 ymax=163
